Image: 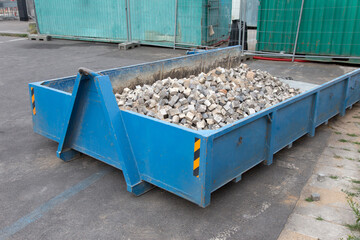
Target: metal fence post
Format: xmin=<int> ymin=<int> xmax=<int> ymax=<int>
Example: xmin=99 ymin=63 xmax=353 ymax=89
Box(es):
xmin=292 ymin=0 xmax=304 ymax=62
xmin=125 ymin=0 xmax=130 ymax=42
xmin=241 ymin=0 xmax=246 ymax=56
xmin=173 ymin=0 xmax=178 ymax=49
xmin=128 ymin=0 xmax=132 ymax=41
xmin=238 ymin=0 xmax=242 ymax=51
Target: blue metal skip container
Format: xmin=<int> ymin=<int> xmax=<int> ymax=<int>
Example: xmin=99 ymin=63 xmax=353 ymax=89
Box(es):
xmin=29 ymin=46 xmax=360 ymax=207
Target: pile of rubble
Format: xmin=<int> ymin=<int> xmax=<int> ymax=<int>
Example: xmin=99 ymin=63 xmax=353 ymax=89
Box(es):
xmin=115 ymin=64 xmax=301 ymax=130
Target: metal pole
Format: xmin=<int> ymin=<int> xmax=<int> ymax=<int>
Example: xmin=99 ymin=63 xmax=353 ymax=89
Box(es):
xmin=292 ymin=0 xmax=304 ymax=62
xmin=32 ymin=1 xmax=40 ymax=34
xmin=173 ymin=0 xmax=178 ymax=49
xmin=125 ymin=0 xmax=130 ymax=42
xmin=238 ymin=0 xmax=242 ymax=49
xmin=128 ymin=0 xmax=132 ymax=41
xmin=241 ymin=0 xmax=246 ymax=56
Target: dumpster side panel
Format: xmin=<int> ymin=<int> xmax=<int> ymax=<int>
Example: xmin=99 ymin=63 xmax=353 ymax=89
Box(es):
xmin=316 ymin=81 xmax=346 ymax=126
xmin=41 ymin=76 xmax=76 ymax=93
xmin=211 ymin=117 xmax=267 ymax=191
xmin=273 ymin=96 xmax=313 ymax=153
xmin=103 ymin=46 xmax=242 ymax=93
xmin=122 ymin=111 xmax=207 ymax=205
xmin=36 ymin=46 xmax=242 ymax=96
xmin=29 ymin=83 xmax=71 ymax=142
xmin=347 ymin=73 xmax=360 ymax=107
xmin=209 ymin=69 xmax=360 ymax=194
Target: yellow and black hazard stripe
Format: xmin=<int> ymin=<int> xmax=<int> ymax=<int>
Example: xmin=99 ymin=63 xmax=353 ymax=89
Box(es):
xmin=31 ymin=87 xmax=36 ymax=115
xmin=193 ymin=138 xmax=200 ymax=177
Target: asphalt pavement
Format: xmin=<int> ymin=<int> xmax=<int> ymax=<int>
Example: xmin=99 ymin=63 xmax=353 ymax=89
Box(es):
xmin=0 ymin=35 xmax=357 ymax=240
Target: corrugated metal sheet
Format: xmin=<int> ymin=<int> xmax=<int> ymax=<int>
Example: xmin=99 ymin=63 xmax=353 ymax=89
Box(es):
xmin=257 ymin=0 xmax=360 ymax=57
xmin=35 ymin=0 xmax=127 ymax=40
xmin=34 ymin=0 xmax=232 ymax=47
xmin=231 ymin=0 xmax=259 ymax=27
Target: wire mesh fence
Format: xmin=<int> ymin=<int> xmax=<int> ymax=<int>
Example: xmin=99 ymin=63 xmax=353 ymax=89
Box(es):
xmin=28 ymin=0 xmax=360 ymax=62
xmin=122 ymin=0 xmax=360 ymax=62
xmin=125 ymin=0 xmax=234 ymax=49
xmin=253 ymin=0 xmax=360 ymax=63
xmin=0 ymin=0 xmax=18 ymax=20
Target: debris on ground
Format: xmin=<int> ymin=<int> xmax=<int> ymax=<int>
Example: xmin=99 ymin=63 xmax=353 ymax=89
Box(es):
xmin=317 ymin=173 xmax=326 ymax=182
xmin=115 ymin=63 xmax=301 ymax=130
xmin=311 ymin=193 xmax=321 ymax=201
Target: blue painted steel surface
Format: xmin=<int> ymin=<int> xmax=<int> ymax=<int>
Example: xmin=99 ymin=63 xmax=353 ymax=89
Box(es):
xmin=29 ymin=47 xmax=360 ymax=207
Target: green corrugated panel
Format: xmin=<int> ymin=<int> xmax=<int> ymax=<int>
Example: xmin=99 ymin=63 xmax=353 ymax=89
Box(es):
xmin=34 ymin=0 xmax=232 ymax=47
xmin=257 ymin=0 xmax=360 ymax=57
xmin=34 ymin=0 xmax=128 ymax=40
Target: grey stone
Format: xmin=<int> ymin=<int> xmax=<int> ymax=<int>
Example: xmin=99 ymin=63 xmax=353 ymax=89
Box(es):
xmin=317 ymin=174 xmax=326 ymax=182
xmin=204 ymin=99 xmax=211 ymax=107
xmin=206 ymin=75 xmax=213 ymax=81
xmin=208 ymin=104 xmax=217 ymax=111
xmin=223 ymin=102 xmax=232 ymax=111
xmin=197 ymin=105 xmax=207 ymax=113
xmin=169 ymin=88 xmax=179 ymax=95
xmin=232 ymin=101 xmax=240 ymax=108
xmin=196 ymin=120 xmax=206 ymax=129
xmin=159 ymin=109 xmax=168 ymax=118
xmin=158 ymin=99 xmax=168 ymax=106
xmin=159 ymin=90 xmax=168 ymax=99
xmin=183 ymin=88 xmax=191 ymax=97
xmin=206 ymin=118 xmax=214 ymax=125
xmin=115 ymin=64 xmax=300 ymax=130
xmin=311 ymin=193 xmax=320 ymax=201
xmin=187 ymin=105 xmax=195 ymax=112
xmin=186 ymin=112 xmax=195 ymax=121
xmin=179 ymin=113 xmax=186 ymax=119
xmin=214 ymin=114 xmax=223 ymax=123
xmin=169 ymin=95 xmax=179 ymax=107
xmin=147 ymin=110 xmax=155 ymax=117
xmin=202 ymin=113 xmax=209 ymax=119
xmin=172 ymin=115 xmax=180 ymax=124
xmin=168 ymin=108 xmax=180 ymax=116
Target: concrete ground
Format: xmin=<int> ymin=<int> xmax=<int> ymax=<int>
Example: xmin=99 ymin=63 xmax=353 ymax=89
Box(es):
xmin=278 ymin=106 xmax=360 ymax=240
xmin=0 ymin=20 xmax=29 ymax=35
xmin=0 ymin=30 xmax=359 ymax=240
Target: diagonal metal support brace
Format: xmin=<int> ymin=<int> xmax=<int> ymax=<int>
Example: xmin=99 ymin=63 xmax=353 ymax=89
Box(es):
xmin=56 ymin=68 xmax=153 ymax=195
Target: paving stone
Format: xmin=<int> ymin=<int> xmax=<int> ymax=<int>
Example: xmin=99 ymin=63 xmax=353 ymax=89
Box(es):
xmin=115 ymin=64 xmax=301 ymax=130
xmin=172 ymin=115 xmax=180 ymax=124
xmin=186 ymin=112 xmax=195 ymax=121
xmin=197 ymin=105 xmax=207 ymax=113
xmin=317 ymin=173 xmax=326 ymax=182
xmin=214 ymin=114 xmax=223 ymax=123
xmin=168 ymin=95 xmax=179 ymax=107
xmin=159 ymin=109 xmax=168 ymax=118
xmin=196 ymin=120 xmax=206 ymax=129
xmin=311 ymin=193 xmax=320 ymax=201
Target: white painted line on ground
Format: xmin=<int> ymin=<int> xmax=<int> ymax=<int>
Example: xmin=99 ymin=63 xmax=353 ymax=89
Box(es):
xmin=7 ymin=38 xmax=26 ymax=42
xmin=0 ymin=38 xmax=26 ymax=44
